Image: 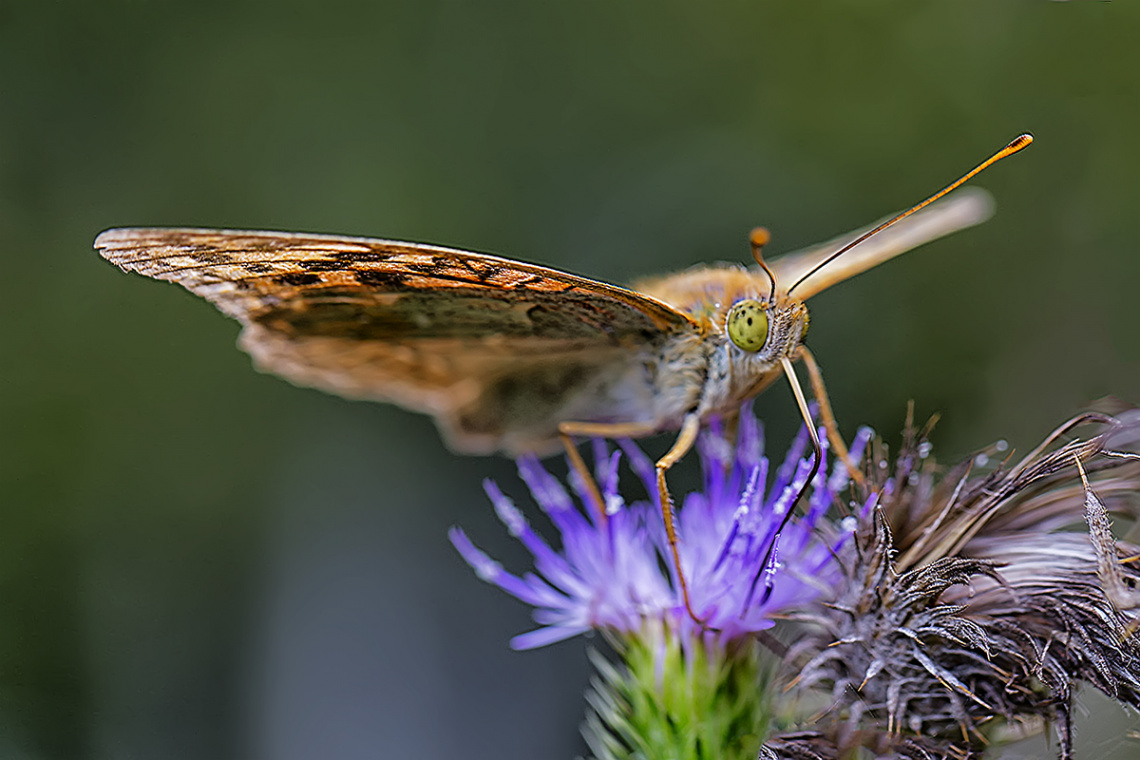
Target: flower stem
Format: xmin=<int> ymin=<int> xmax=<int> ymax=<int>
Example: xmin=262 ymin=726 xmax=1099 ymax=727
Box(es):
xmin=584 ymin=624 xmax=772 ymax=760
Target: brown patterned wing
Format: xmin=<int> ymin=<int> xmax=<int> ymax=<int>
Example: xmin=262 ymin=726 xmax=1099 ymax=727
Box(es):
xmin=95 ymin=228 xmax=699 ymax=454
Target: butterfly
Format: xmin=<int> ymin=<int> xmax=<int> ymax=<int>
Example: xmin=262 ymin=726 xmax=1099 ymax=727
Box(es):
xmin=95 ymin=134 xmax=1031 ymax=619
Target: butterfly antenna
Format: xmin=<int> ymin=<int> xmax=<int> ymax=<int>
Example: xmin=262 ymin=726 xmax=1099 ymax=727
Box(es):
xmin=749 ymin=227 xmax=778 ymax=303
xmin=786 ymin=133 xmax=1034 ymax=297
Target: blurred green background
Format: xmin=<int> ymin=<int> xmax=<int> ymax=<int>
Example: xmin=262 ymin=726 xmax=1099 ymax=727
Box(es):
xmin=2 ymin=1 xmax=1139 ymax=758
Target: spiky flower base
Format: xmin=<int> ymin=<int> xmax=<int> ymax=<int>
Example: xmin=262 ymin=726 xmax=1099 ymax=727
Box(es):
xmin=585 ymin=625 xmax=772 ymax=760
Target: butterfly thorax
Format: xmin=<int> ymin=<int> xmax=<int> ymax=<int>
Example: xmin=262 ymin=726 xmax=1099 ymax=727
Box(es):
xmin=633 ymin=264 xmax=772 ymax=321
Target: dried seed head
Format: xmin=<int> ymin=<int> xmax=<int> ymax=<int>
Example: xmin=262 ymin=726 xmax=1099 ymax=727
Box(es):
xmin=772 ymin=411 xmax=1140 ymax=760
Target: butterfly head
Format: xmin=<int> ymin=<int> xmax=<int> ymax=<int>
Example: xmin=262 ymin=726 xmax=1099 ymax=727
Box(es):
xmin=727 ymin=227 xmax=809 ymax=361
xmin=725 ymin=295 xmax=809 ymax=362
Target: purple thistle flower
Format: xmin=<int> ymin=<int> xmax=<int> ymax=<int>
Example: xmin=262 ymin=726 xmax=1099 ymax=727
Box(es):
xmin=450 ymin=404 xmax=873 ymax=649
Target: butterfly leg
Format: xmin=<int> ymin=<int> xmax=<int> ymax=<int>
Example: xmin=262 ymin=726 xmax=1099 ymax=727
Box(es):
xmin=795 ymin=345 xmax=865 ymax=487
xmin=655 ymin=413 xmax=703 ymax=623
xmin=558 ymin=419 xmax=660 ymax=524
xmin=558 ymin=417 xmax=704 ymax=624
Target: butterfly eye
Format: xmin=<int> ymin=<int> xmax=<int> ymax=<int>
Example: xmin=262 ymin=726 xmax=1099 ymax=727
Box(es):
xmin=726 ymin=299 xmax=769 ymax=353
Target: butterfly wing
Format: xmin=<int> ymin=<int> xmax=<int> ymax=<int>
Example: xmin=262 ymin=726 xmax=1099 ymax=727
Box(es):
xmin=770 ymin=188 xmax=994 ymax=300
xmin=95 ymin=228 xmax=700 ymax=454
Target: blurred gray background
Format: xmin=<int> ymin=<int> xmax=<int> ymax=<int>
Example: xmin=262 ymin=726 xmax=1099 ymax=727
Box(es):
xmin=2 ymin=1 xmax=1139 ymax=758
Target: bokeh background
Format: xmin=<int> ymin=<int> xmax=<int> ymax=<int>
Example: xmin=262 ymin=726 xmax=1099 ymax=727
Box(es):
xmin=2 ymin=1 xmax=1139 ymax=758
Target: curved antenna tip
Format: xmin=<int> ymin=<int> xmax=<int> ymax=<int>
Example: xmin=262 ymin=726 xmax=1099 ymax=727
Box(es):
xmin=1007 ymin=133 xmax=1034 ymax=153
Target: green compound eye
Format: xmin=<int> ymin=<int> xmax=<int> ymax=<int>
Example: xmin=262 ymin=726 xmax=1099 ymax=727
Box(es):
xmin=726 ymin=299 xmax=770 ymax=352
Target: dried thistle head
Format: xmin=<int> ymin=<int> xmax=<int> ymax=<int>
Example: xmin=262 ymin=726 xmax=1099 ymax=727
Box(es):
xmin=774 ymin=408 xmax=1140 ymax=760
